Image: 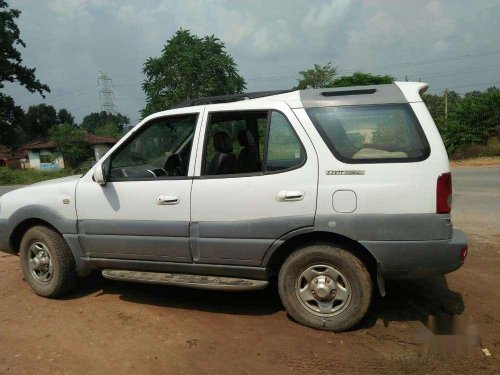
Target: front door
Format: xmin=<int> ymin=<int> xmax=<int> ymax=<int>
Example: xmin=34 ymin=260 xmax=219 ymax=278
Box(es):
xmin=76 ymin=111 xmax=202 ymax=262
xmin=190 ymin=102 xmax=318 ymax=266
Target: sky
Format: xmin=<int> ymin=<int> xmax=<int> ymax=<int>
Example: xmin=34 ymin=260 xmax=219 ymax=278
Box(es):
xmin=3 ymin=0 xmax=500 ymax=125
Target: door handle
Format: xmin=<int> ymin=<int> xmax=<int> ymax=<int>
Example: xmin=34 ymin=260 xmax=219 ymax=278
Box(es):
xmin=276 ymin=190 xmax=305 ymax=202
xmin=157 ymin=195 xmax=180 ymax=205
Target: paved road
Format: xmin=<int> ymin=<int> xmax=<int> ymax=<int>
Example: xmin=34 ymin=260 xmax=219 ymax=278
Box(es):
xmin=452 ymin=166 xmax=500 ymax=238
xmin=1 ymin=167 xmax=499 ymax=222
xmin=0 ymin=185 xmax=24 ymax=197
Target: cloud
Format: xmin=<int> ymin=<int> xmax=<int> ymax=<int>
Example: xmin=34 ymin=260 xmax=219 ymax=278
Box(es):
xmin=302 ymin=0 xmax=355 ymax=31
xmin=47 ymin=0 xmax=87 ymax=16
xmin=4 ymin=0 xmax=500 ymax=124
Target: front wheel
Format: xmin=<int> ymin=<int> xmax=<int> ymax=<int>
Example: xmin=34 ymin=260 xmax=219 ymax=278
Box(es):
xmin=278 ymin=244 xmax=373 ymax=332
xmin=19 ymin=225 xmax=77 ymax=298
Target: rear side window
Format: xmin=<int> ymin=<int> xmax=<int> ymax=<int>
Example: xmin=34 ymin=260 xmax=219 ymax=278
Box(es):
xmin=266 ymin=112 xmax=305 ymax=172
xmin=306 ymin=104 xmax=430 ymax=163
xmin=202 ymin=110 xmax=305 ymax=176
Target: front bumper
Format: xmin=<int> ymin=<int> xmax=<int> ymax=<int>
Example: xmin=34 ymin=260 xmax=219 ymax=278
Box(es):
xmin=360 ymin=229 xmax=468 ymax=279
xmin=0 ymin=219 xmax=12 ymax=254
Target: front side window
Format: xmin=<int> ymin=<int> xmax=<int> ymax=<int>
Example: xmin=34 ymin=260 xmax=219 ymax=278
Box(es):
xmin=306 ymin=104 xmax=430 ymax=163
xmin=202 ymin=110 xmax=305 ymax=176
xmin=110 ymin=114 xmax=197 ymax=180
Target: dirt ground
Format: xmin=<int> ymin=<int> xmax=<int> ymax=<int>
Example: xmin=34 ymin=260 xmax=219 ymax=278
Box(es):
xmin=450 ymin=156 xmax=500 ymax=168
xmin=1 ymin=168 xmax=499 ymax=374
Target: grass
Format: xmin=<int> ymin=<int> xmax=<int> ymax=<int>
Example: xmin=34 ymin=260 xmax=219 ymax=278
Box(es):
xmin=450 ymin=156 xmax=500 ymax=167
xmin=0 ymin=167 xmax=76 ymax=185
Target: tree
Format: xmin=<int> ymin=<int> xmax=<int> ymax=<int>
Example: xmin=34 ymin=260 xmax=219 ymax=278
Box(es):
xmin=332 ymin=72 xmax=394 ymax=87
xmin=0 ymin=0 xmax=50 ymax=146
xmin=24 ymin=104 xmax=58 ymax=139
xmin=422 ymin=91 xmax=461 ymax=130
xmin=81 ymin=111 xmax=130 ymax=134
xmin=49 ymin=123 xmax=91 ymax=169
xmin=57 ymin=108 xmax=75 ymax=126
xmin=296 ymin=63 xmax=337 ymax=89
xmin=141 ymin=29 xmax=246 ymax=116
xmin=450 ymin=86 xmax=499 ymax=138
xmin=95 ymin=121 xmax=120 ymax=139
xmin=423 ymin=87 xmax=500 ymax=154
xmin=0 ymin=95 xmax=24 ymax=147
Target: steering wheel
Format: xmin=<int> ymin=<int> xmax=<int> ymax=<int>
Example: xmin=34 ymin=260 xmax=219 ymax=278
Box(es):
xmin=164 ymin=154 xmax=183 ymax=176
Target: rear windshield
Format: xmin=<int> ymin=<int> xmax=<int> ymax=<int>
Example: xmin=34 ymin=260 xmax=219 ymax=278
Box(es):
xmin=306 ymin=104 xmax=430 ymax=163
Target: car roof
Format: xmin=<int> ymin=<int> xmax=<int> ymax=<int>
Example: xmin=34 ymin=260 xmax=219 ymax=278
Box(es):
xmin=142 ymin=82 xmax=428 ymax=123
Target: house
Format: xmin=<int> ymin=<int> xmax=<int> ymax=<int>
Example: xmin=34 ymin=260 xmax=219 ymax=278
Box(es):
xmin=0 ymin=145 xmax=28 ymax=169
xmin=21 ymin=134 xmax=117 ymax=170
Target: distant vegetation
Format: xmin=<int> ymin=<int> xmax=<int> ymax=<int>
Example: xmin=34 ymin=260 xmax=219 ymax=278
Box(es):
xmin=295 ymin=63 xmax=394 ymax=89
xmin=1 ymin=0 xmax=498 ymax=168
xmin=423 ymin=87 xmax=500 ymax=159
xmin=296 ymin=62 xmax=500 ymax=159
xmin=0 ymin=167 xmax=74 ymax=185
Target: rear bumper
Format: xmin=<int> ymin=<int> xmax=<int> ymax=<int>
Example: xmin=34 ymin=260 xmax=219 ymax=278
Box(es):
xmin=360 ymin=229 xmax=467 ymax=279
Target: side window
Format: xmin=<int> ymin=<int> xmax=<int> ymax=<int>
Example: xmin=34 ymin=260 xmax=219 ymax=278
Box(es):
xmin=306 ymin=104 xmax=430 ymax=163
xmin=109 ymin=114 xmax=197 ymax=180
xmin=265 ymin=111 xmax=305 ymax=172
xmin=203 ymin=111 xmax=268 ymax=175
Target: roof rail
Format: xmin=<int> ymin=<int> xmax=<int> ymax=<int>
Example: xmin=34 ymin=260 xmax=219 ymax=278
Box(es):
xmin=173 ymin=90 xmax=293 ymax=108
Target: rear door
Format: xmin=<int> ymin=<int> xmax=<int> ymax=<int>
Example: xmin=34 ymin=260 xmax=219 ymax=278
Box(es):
xmin=190 ymin=101 xmax=318 ymax=266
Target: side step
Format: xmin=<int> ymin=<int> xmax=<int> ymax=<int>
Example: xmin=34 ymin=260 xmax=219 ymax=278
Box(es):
xmin=102 ymin=269 xmax=269 ymax=291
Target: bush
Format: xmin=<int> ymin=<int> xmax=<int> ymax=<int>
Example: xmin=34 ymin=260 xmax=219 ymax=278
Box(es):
xmin=484 ymin=137 xmax=500 ymax=157
xmin=449 ymin=137 xmax=500 ymax=160
xmin=0 ymin=167 xmax=75 ymax=185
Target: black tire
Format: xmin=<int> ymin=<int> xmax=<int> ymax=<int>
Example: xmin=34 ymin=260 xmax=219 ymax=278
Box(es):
xmin=278 ymin=244 xmax=373 ymax=332
xmin=19 ymin=225 xmax=77 ymax=298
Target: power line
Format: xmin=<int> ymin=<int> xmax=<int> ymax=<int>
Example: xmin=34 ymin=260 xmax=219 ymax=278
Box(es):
xmin=245 ymin=49 xmax=500 ymax=82
xmin=406 ymin=66 xmax=500 ymax=80
xmin=432 ymin=81 xmax=500 ymax=92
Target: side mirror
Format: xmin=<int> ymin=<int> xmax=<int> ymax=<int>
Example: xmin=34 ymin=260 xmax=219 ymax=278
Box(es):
xmin=93 ymin=163 xmax=107 ymax=186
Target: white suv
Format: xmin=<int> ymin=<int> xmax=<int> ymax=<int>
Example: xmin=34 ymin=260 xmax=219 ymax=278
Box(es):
xmin=0 ymin=82 xmax=468 ymax=331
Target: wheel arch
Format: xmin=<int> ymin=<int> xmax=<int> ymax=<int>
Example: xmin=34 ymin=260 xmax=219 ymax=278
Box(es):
xmin=10 ymin=218 xmax=60 ymax=254
xmin=263 ymin=230 xmax=378 ymax=279
xmin=7 ymin=205 xmax=78 ymax=253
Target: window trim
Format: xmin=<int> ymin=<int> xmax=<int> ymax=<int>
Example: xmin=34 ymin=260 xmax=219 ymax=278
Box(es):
xmin=307 ymin=103 xmax=430 ymax=164
xmin=263 ymin=110 xmax=307 ymax=175
xmin=106 ymin=113 xmax=199 ymax=182
xmin=199 ymin=109 xmax=307 ymax=179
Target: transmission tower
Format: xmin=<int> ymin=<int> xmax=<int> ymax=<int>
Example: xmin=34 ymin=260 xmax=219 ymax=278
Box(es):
xmin=98 ymin=71 xmax=117 ymax=115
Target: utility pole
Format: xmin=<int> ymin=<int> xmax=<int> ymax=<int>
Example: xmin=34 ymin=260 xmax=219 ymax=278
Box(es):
xmin=444 ymin=89 xmax=448 ymax=127
xmin=98 ymin=71 xmax=117 ymax=115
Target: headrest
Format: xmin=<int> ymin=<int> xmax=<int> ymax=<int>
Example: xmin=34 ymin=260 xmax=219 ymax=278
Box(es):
xmin=238 ymin=129 xmax=256 ymax=147
xmin=213 ymin=131 xmax=233 ymax=153
xmin=329 ymin=120 xmax=348 ymax=141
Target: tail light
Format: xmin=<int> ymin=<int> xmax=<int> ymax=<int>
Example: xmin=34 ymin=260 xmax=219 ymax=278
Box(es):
xmin=460 ymin=245 xmax=468 ymax=263
xmin=436 ymin=172 xmax=452 ymax=213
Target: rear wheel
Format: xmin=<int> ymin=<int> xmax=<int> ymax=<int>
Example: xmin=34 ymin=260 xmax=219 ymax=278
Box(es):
xmin=278 ymin=244 xmax=373 ymax=332
xmin=19 ymin=225 xmax=77 ymax=298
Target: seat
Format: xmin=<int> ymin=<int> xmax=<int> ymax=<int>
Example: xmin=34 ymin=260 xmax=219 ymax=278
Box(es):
xmin=207 ymin=131 xmax=237 ymax=175
xmin=237 ymin=129 xmax=260 ymax=173
xmin=328 ymin=119 xmax=359 ymax=158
